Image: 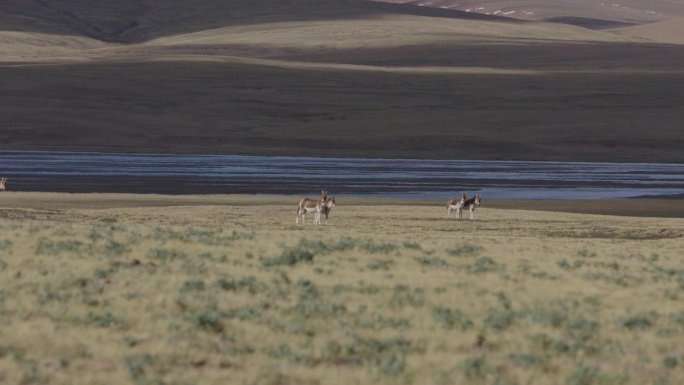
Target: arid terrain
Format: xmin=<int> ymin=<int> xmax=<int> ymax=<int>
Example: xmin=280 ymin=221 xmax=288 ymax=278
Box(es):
xmin=1 ymin=193 xmax=684 ymax=384
xmin=392 ymin=0 xmax=684 ymax=43
xmin=1 ymin=0 xmax=684 ymax=161
xmin=2 ymin=3 xmax=684 ymax=383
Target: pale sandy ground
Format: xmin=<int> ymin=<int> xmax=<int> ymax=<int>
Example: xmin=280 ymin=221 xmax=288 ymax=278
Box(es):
xmin=1 ymin=191 xmax=684 ymax=217
xmin=1 ymin=192 xmax=682 ymax=241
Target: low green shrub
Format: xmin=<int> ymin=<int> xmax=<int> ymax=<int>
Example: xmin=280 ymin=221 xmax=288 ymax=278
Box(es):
xmin=446 ymin=243 xmax=483 ymax=257
xmin=432 ymin=306 xmax=473 ymax=331
xmin=619 ymin=312 xmax=656 ymax=331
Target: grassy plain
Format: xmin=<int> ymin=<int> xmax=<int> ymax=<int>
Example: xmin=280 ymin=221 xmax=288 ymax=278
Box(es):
xmin=1 ymin=193 xmax=684 ymax=384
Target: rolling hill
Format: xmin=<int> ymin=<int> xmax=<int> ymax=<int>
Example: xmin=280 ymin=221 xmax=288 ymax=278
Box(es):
xmin=1 ymin=0 xmax=683 ymax=162
xmin=612 ymin=17 xmax=684 ymax=44
xmin=386 ymin=0 xmax=684 ymax=35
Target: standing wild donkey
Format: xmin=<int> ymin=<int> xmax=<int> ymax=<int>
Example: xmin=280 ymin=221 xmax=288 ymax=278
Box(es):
xmin=460 ymin=194 xmax=482 ymax=220
xmin=296 ymin=190 xmax=329 ymax=224
xmin=447 ymin=191 xmax=467 ymax=218
xmin=316 ymin=197 xmax=336 ymax=225
xmin=0 ymin=177 xmax=6 ymax=191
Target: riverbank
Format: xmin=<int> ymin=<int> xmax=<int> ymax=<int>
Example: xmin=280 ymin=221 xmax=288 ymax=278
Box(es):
xmin=2 ymin=192 xmax=684 ymax=218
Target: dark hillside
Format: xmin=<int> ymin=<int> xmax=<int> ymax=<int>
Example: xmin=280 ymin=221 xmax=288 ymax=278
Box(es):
xmin=1 ymin=0 xmax=683 ymax=163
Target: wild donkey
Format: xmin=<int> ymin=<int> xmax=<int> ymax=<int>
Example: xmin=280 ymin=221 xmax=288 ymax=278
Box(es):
xmin=315 ymin=197 xmax=336 ymax=225
xmin=296 ymin=190 xmax=328 ymax=225
xmin=460 ymin=194 xmax=482 ymax=220
xmin=0 ymin=177 xmax=6 ymax=191
xmin=447 ymin=191 xmax=467 ymax=218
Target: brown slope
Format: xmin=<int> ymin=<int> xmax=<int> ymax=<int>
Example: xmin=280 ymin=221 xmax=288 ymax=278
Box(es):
xmin=388 ymin=0 xmax=684 ymax=24
xmin=610 ymin=18 xmax=684 ymax=44
xmin=1 ymin=1 xmax=683 ymax=163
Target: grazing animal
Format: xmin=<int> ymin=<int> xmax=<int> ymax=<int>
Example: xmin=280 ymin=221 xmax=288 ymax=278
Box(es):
xmin=315 ymin=197 xmax=336 ymax=225
xmin=447 ymin=191 xmax=467 ymax=218
xmin=0 ymin=177 xmax=6 ymax=191
xmin=296 ymin=190 xmax=328 ymax=224
xmin=460 ymin=194 xmax=482 ymax=220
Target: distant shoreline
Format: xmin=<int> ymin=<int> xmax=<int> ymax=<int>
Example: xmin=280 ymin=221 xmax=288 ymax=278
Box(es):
xmin=5 ymin=145 xmax=684 ymax=164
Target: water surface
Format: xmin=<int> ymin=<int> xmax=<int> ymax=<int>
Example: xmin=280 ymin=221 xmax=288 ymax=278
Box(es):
xmin=1 ymin=151 xmax=683 ymax=199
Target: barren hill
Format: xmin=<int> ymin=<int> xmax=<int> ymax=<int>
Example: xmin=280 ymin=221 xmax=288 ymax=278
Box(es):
xmin=612 ymin=17 xmax=684 ymax=44
xmin=389 ymin=0 xmax=684 ymax=24
xmin=1 ymin=0 xmax=683 ymax=162
xmin=385 ymin=0 xmax=684 ymax=42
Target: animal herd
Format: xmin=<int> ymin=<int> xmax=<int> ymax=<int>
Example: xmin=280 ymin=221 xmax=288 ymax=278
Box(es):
xmin=1 ymin=178 xmax=483 ymax=223
xmin=296 ymin=190 xmax=482 ymax=225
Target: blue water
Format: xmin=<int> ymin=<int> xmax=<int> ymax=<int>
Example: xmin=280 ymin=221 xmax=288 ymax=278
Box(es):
xmin=1 ymin=151 xmax=683 ymax=199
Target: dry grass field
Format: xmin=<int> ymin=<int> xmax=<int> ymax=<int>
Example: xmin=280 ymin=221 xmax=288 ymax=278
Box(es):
xmin=2 ymin=2 xmax=684 ymax=384
xmin=1 ymin=193 xmax=684 ymax=384
xmin=1 ymin=0 xmax=684 ymax=162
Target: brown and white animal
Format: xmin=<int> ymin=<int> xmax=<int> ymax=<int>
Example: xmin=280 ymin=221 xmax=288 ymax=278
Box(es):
xmin=316 ymin=197 xmax=336 ymax=225
xmin=0 ymin=177 xmax=6 ymax=191
xmin=296 ymin=190 xmax=327 ymax=224
xmin=447 ymin=191 xmax=467 ymax=218
xmin=460 ymin=194 xmax=482 ymax=220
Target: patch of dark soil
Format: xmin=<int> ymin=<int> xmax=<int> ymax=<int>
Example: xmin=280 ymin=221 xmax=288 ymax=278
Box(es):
xmin=545 ymin=16 xmax=637 ymax=30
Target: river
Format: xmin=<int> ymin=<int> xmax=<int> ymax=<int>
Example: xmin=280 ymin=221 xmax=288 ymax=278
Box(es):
xmin=1 ymin=151 xmax=683 ymax=199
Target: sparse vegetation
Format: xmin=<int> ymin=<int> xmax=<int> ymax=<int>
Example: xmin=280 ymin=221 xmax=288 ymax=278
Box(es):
xmin=0 ymin=196 xmax=682 ymax=384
